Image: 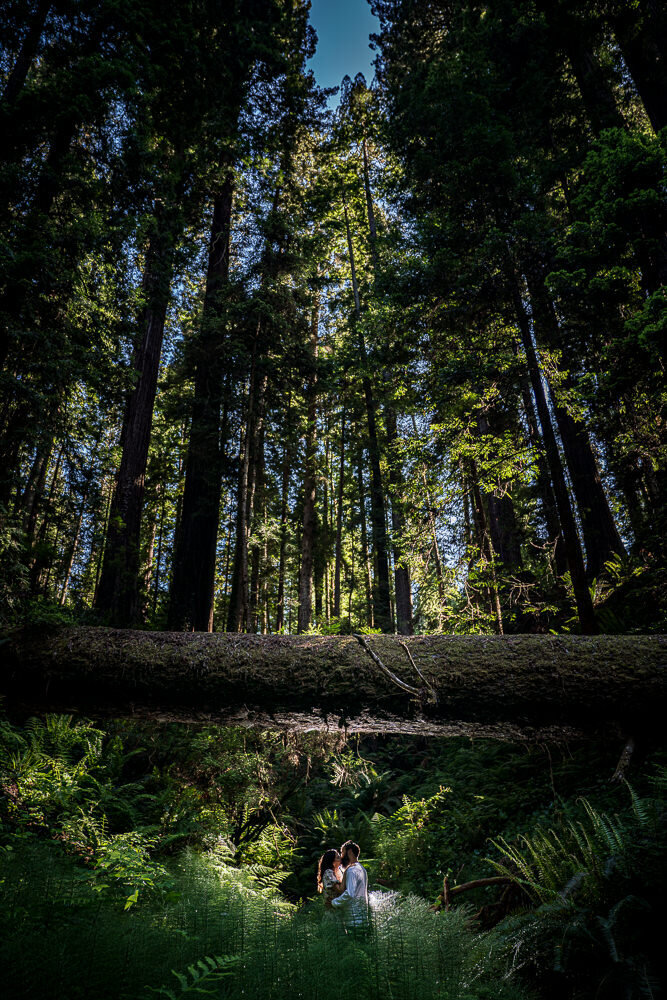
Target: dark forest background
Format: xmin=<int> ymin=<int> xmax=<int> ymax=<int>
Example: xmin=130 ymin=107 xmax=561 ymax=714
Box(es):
xmin=1 ymin=2 xmax=667 ymax=999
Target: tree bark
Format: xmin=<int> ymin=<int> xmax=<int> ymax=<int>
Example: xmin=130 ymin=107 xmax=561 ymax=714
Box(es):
xmin=515 ymin=349 xmax=567 ymax=575
xmin=2 ymin=0 xmax=52 ymax=106
xmin=343 ymin=199 xmax=392 ymax=631
xmin=609 ymin=6 xmax=667 ymax=133
xmin=2 ymin=628 xmax=665 ymax=736
xmin=525 ymin=273 xmax=626 ymax=579
xmin=385 ymin=408 xmax=413 ymax=634
xmin=469 ymin=461 xmax=504 ymax=635
xmin=168 ymin=174 xmax=234 ymax=631
xmin=297 ymin=298 xmax=319 ymax=633
xmin=356 ymin=453 xmax=374 ymax=628
xmin=95 ymin=211 xmax=179 ymax=626
xmin=549 ymin=396 xmax=626 ymax=580
xmin=508 ymin=273 xmax=598 ymax=634
xmin=275 ymin=419 xmax=292 ymax=633
xmin=333 ymin=408 xmax=345 ymax=620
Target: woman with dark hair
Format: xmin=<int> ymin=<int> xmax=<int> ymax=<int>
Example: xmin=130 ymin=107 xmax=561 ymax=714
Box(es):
xmin=317 ymin=848 xmax=343 ymax=908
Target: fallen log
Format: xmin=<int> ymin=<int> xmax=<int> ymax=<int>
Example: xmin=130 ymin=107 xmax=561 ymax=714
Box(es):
xmin=0 ymin=628 xmax=665 ymax=735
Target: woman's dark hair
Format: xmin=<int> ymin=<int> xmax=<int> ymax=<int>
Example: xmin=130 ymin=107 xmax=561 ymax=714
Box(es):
xmin=317 ymin=849 xmax=339 ymax=892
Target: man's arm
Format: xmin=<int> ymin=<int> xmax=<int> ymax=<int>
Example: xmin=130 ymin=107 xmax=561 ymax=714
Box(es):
xmin=331 ymin=866 xmax=359 ymax=907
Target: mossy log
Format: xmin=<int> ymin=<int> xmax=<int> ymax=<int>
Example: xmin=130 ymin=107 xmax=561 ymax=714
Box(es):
xmin=1 ymin=628 xmax=666 ymax=736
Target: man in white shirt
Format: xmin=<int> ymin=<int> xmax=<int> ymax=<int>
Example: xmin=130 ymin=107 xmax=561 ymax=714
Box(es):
xmin=332 ymin=840 xmax=369 ymax=932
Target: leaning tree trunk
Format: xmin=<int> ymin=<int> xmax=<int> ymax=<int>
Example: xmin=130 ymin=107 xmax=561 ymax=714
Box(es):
xmin=507 ymin=268 xmax=597 ymax=635
xmin=609 ymin=7 xmax=667 ymax=133
xmin=1 ymin=0 xmax=52 ymax=106
xmin=525 ymin=273 xmax=626 ymax=579
xmin=2 ymin=628 xmax=665 ymax=737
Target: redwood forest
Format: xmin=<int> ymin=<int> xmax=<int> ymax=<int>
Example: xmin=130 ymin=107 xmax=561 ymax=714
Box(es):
xmin=1 ymin=1 xmax=666 ymax=998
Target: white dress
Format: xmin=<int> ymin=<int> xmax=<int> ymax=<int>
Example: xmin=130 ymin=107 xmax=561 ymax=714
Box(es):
xmin=321 ymin=867 xmax=342 ymax=905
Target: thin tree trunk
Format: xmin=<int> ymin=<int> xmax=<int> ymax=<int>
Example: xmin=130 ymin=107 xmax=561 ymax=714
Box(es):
xmin=357 ymin=453 xmax=374 ymax=628
xmin=343 ymin=199 xmax=391 ymax=630
xmin=333 ymin=408 xmax=345 ymax=620
xmin=469 ymin=462 xmax=504 ymax=635
xmin=248 ymin=419 xmax=266 ymax=634
xmin=152 ymin=487 xmax=166 ymax=617
xmin=22 ymin=434 xmax=54 ymax=545
xmin=227 ymin=397 xmax=253 ymax=633
xmin=508 ymin=274 xmax=597 ymax=633
xmin=297 ymin=298 xmax=319 ymax=633
xmin=526 ymin=274 xmax=626 ymax=579
xmin=385 ymin=408 xmax=413 ymax=634
xmin=28 ymin=443 xmax=63 ymax=595
xmin=412 ymin=416 xmax=446 ymax=615
xmin=227 ymin=342 xmax=263 ymax=633
xmin=275 ymin=423 xmax=292 ymax=634
xmin=515 ymin=347 xmax=567 ymax=576
xmin=476 ymin=413 xmax=523 ymax=570
xmin=60 ymin=485 xmax=89 ymax=605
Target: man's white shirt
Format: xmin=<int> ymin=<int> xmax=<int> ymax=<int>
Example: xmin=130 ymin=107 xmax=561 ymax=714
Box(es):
xmin=331 ymin=862 xmax=369 ymax=925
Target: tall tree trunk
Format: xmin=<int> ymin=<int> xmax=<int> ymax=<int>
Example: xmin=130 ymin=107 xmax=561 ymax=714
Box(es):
xmin=95 ymin=210 xmax=178 ymax=626
xmin=227 ymin=346 xmax=265 ymax=633
xmin=515 ymin=349 xmax=567 ymax=576
xmin=385 ymin=408 xmax=413 ymax=634
xmin=469 ymin=461 xmax=504 ymax=635
xmin=476 ymin=413 xmax=523 ymax=571
xmin=227 ymin=387 xmax=253 ymax=633
xmin=508 ymin=274 xmax=597 ymax=634
xmin=60 ymin=483 xmax=90 ymax=605
xmin=152 ymin=486 xmax=166 ymax=617
xmin=343 ymin=200 xmax=391 ymax=630
xmin=275 ymin=424 xmax=292 ymax=634
xmin=297 ymin=298 xmax=319 ymax=633
xmin=248 ymin=421 xmax=265 ymax=634
xmin=22 ymin=434 xmax=54 ymax=545
xmin=2 ymin=0 xmax=52 ymax=106
xmin=356 ymin=453 xmax=374 ymax=628
xmin=28 ymin=443 xmax=63 ymax=595
xmin=362 ymin=137 xmax=379 ymax=270
xmin=168 ymin=174 xmax=234 ymax=631
xmin=609 ymin=7 xmax=667 ymax=133
xmin=526 ymin=274 xmax=626 ymax=579
xmin=568 ymin=43 xmax=625 ymax=132
xmin=333 ymin=408 xmax=345 ymax=620
xmin=549 ymin=397 xmax=626 ymax=579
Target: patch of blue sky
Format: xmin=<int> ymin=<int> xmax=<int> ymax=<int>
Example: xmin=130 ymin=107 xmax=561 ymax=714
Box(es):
xmin=307 ymin=0 xmax=380 ymax=105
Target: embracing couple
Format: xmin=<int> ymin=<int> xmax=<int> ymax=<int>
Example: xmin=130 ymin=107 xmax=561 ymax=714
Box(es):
xmin=317 ymin=840 xmax=369 ymax=932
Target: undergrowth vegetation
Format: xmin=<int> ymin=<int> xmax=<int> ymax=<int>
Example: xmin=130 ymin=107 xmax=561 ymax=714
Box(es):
xmin=1 ymin=710 xmax=665 ymax=998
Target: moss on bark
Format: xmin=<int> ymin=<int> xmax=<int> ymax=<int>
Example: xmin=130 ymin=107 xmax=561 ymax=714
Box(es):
xmin=1 ymin=628 xmax=665 ymax=735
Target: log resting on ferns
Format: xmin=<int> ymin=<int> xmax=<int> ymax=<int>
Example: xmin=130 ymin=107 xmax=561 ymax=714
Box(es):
xmin=1 ymin=630 xmax=665 ymax=737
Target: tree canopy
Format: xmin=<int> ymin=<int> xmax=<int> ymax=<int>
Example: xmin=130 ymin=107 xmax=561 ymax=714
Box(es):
xmin=1 ymin=0 xmax=665 ymax=639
